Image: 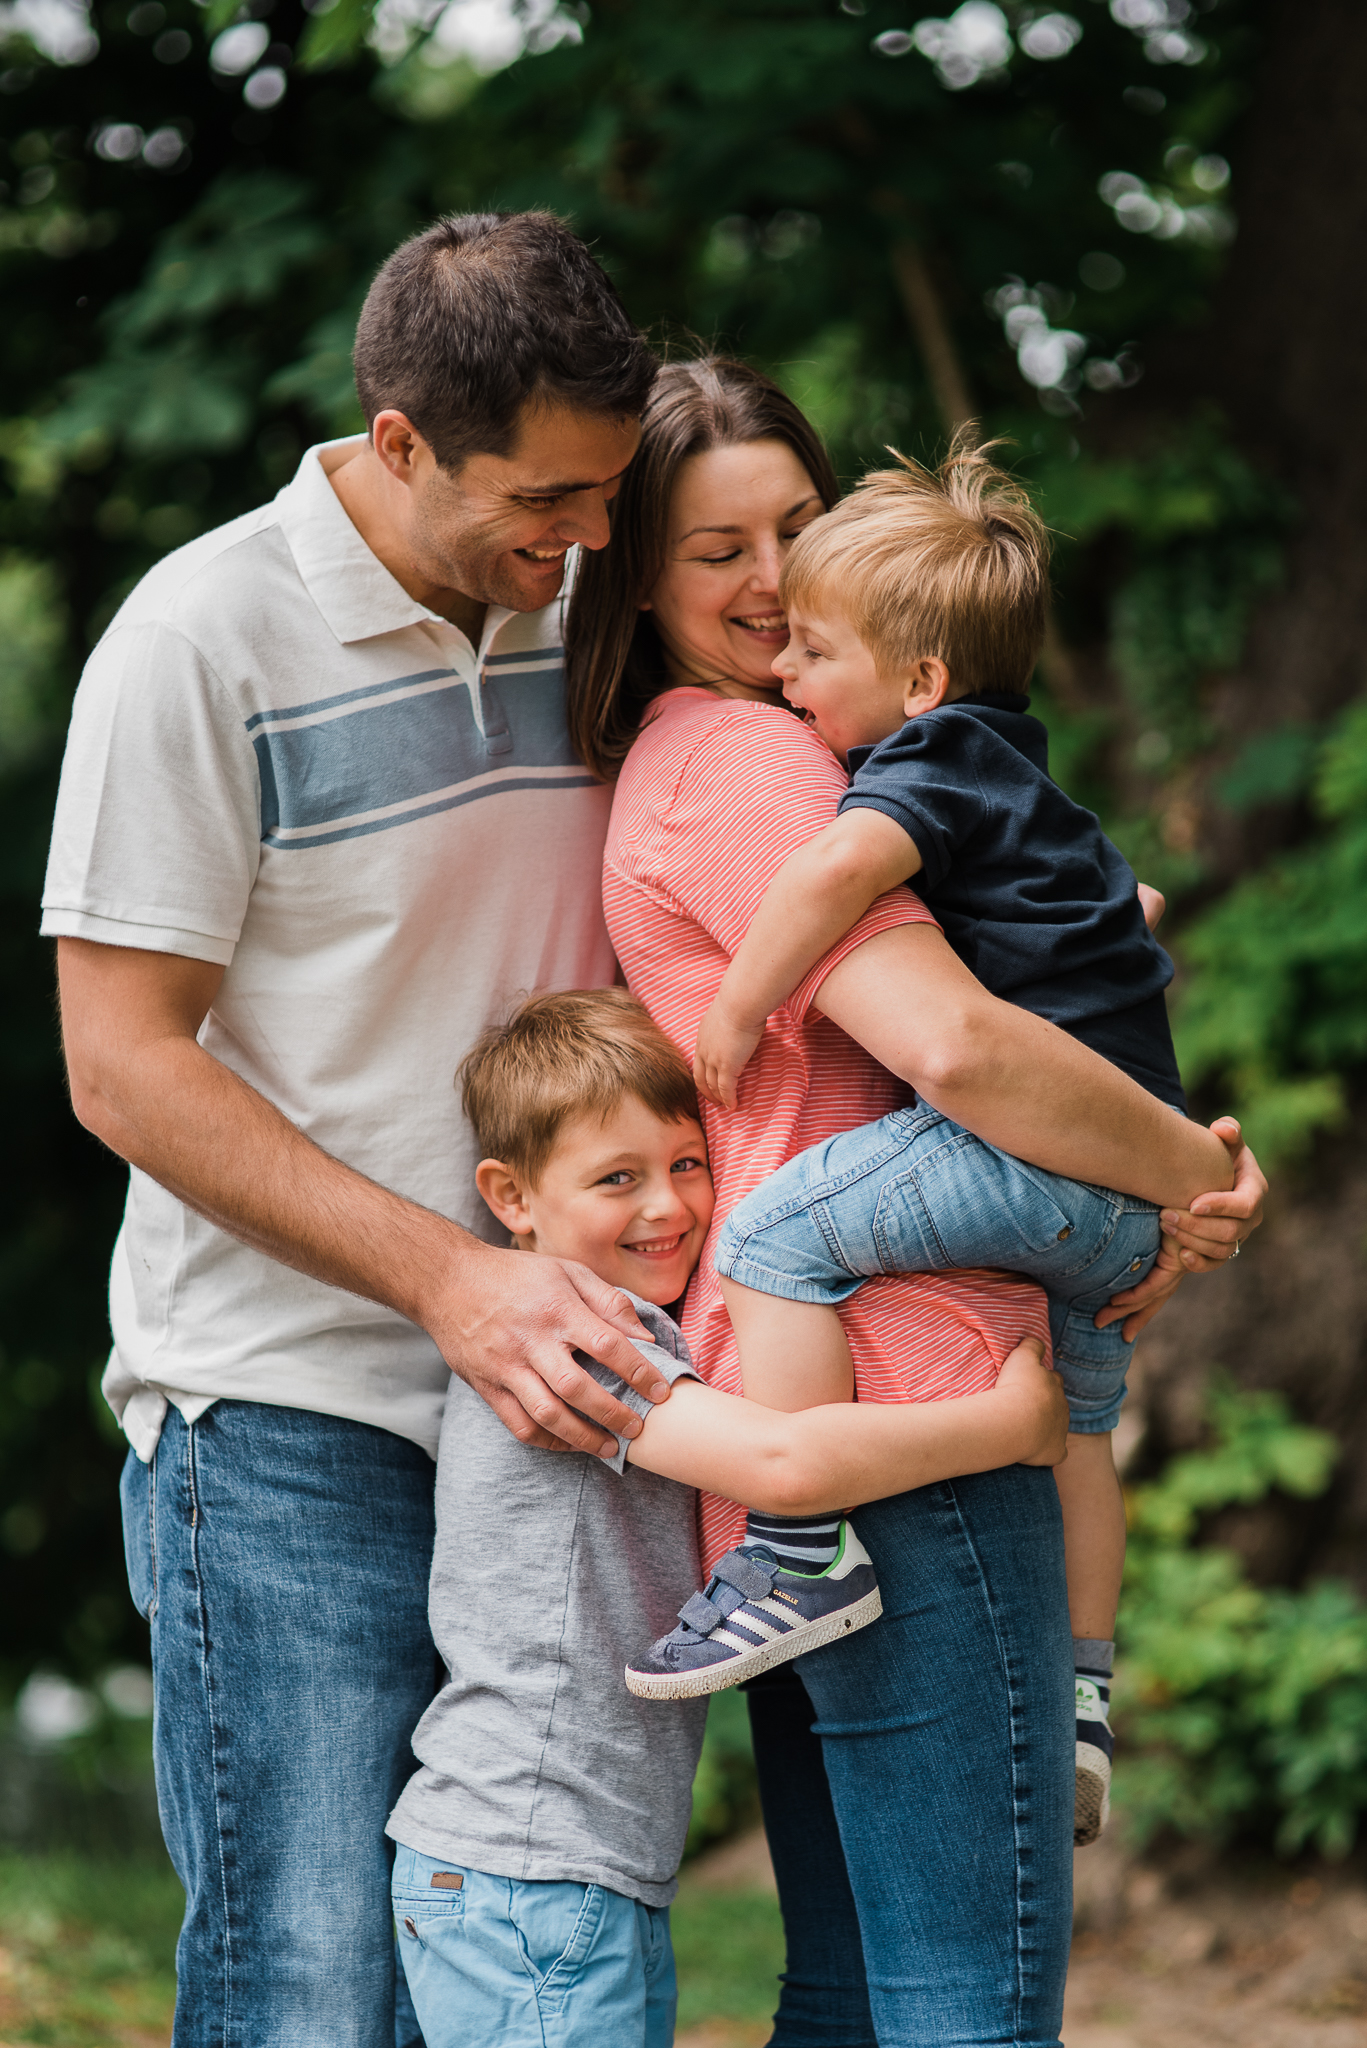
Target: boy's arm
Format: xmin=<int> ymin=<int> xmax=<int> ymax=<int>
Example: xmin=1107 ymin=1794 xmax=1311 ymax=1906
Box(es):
xmin=695 ymin=809 xmax=921 ymax=1109
xmin=623 ymin=1338 xmax=1067 ymax=1510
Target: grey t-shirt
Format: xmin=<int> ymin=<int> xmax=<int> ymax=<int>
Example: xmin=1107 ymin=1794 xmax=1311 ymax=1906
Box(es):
xmin=387 ymin=1296 xmax=708 ymax=1907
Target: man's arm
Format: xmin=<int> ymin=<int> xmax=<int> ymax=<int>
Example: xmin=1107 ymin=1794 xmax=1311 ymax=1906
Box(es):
xmin=811 ymin=921 xmax=1251 ymax=1212
xmin=57 ymin=938 xmax=669 ymax=1455
xmin=625 ymin=1337 xmax=1067 ymax=1509
xmin=695 ymin=810 xmax=920 ymax=1109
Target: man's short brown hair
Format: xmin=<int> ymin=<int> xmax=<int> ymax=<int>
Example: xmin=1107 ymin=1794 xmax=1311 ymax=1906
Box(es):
xmin=353 ymin=212 xmax=656 ymax=472
xmin=459 ymin=988 xmax=700 ymax=1188
xmin=779 ymin=430 xmax=1051 ymax=695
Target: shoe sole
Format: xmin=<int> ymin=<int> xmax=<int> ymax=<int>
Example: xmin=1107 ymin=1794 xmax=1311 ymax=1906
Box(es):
xmin=1074 ymin=1740 xmax=1111 ymax=1847
xmin=624 ymin=1585 xmax=884 ymax=1700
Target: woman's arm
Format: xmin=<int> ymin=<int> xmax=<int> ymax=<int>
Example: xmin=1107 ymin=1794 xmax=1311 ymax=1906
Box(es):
xmin=624 ymin=1339 xmax=1068 ymax=1511
xmin=813 ymin=921 xmax=1247 ymax=1212
xmin=695 ymin=810 xmax=920 ymax=1108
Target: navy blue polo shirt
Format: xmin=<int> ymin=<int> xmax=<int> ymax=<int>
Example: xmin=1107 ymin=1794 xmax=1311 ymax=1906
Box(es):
xmin=841 ymin=692 xmax=1186 ymax=1110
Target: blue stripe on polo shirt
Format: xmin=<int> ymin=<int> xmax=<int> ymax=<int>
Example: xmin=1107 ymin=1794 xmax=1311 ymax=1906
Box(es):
xmin=264 ymin=773 xmax=601 ymax=848
xmin=251 ymin=658 xmax=584 ymax=847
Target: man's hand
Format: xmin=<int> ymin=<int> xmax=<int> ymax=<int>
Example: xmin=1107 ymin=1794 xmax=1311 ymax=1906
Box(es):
xmin=995 ymin=1337 xmax=1070 ymax=1467
xmin=1094 ymin=1115 xmax=1267 ymax=1342
xmin=694 ymin=999 xmax=764 ymax=1111
xmin=423 ymin=1242 xmax=671 ymax=1457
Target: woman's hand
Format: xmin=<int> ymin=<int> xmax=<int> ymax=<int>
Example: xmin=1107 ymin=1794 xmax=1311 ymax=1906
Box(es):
xmin=1137 ymin=882 xmax=1166 ymax=931
xmin=1094 ymin=1116 xmax=1268 ymax=1342
xmin=694 ymin=998 xmax=764 ymax=1110
xmin=995 ymin=1337 xmax=1070 ymax=1468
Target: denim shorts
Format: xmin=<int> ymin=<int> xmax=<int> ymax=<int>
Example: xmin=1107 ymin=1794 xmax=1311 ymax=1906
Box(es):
xmin=716 ymin=1103 xmax=1161 ymax=1434
xmin=392 ymin=1843 xmax=676 ymax=2048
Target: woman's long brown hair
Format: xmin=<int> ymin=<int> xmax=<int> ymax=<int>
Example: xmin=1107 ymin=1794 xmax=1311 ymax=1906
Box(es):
xmin=564 ymin=355 xmax=840 ymax=782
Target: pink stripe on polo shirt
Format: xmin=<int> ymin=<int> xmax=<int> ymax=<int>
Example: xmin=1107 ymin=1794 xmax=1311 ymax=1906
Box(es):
xmin=603 ymin=688 xmax=1050 ymax=1574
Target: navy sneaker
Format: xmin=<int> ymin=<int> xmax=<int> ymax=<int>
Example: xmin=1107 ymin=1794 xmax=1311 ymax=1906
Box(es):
xmin=625 ymin=1522 xmax=881 ymax=1700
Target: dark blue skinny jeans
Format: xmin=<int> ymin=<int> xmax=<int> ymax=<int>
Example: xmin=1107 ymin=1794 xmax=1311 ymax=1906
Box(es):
xmin=748 ymin=1464 xmax=1074 ymax=2048
xmin=120 ymin=1400 xmax=439 ymax=2048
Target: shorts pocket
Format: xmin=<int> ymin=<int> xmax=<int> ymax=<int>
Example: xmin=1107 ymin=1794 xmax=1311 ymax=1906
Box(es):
xmin=392 ymin=1847 xmax=468 ymax=1935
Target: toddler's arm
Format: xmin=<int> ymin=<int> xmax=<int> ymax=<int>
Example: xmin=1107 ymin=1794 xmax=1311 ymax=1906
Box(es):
xmin=623 ymin=1337 xmax=1067 ymax=1508
xmin=694 ymin=808 xmax=921 ymax=1109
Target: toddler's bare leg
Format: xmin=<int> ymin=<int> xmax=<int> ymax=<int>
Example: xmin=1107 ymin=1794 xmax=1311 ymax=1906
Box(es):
xmin=1056 ymin=1431 xmax=1123 ymax=1847
xmin=720 ymin=1276 xmax=854 ymax=1411
xmin=1054 ymin=1432 xmax=1125 ymax=1639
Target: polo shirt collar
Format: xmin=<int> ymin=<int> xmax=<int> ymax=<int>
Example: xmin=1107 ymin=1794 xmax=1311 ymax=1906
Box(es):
xmin=276 ymin=437 xmax=450 ymax=647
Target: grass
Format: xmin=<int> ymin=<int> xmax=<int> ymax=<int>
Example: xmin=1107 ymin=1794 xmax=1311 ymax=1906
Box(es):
xmin=0 ymin=1852 xmax=783 ymax=2045
xmin=0 ymin=1852 xmax=182 ymax=2045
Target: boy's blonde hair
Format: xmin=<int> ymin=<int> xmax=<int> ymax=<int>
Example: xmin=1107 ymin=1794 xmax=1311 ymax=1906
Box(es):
xmin=779 ymin=429 xmax=1051 ymax=695
xmin=459 ymin=988 xmax=700 ymax=1187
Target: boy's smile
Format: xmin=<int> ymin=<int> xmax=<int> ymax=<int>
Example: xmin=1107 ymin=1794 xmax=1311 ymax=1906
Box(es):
xmin=772 ymin=605 xmax=912 ymax=765
xmin=476 ymin=1095 xmax=715 ymax=1308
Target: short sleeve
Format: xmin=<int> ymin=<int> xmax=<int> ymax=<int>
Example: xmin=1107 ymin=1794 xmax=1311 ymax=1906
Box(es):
xmin=661 ymin=704 xmax=936 ymax=1019
xmin=41 ymin=621 xmax=263 ymax=965
xmin=839 ymin=716 xmax=987 ymax=892
xmin=575 ymin=1295 xmax=701 ymax=1476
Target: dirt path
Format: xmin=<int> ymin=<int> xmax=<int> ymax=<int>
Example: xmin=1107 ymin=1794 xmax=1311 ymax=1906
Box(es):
xmin=680 ymin=1829 xmax=1367 ymax=2048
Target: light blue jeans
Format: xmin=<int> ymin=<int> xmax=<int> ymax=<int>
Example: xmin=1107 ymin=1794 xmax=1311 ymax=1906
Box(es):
xmin=717 ymin=1102 xmax=1162 ymax=1432
xmin=391 ymin=1844 xmax=675 ymax=2048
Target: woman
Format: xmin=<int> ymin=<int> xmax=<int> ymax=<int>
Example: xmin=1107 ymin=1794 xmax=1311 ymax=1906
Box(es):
xmin=566 ymin=357 xmax=1257 ymax=2045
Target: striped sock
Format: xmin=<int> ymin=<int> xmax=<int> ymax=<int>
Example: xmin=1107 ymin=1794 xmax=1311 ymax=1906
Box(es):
xmin=1074 ymin=1636 xmax=1114 ymax=1755
xmin=744 ymin=1510 xmax=847 ymax=1575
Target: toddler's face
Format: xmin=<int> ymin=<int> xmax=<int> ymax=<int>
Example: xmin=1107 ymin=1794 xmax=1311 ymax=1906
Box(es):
xmin=497 ymin=1096 xmax=714 ymax=1308
xmin=772 ymin=605 xmax=909 ymax=764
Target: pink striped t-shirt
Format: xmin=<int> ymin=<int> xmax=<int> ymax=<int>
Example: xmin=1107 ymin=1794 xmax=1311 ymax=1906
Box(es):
xmin=603 ymin=688 xmax=1050 ymax=1573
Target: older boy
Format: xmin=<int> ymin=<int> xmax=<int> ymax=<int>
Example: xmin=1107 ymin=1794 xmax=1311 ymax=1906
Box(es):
xmin=389 ymin=987 xmax=1064 ymax=2047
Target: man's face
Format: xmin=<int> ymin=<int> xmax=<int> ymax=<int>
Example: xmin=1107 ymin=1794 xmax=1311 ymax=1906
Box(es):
xmin=407 ymin=400 xmax=642 ymax=614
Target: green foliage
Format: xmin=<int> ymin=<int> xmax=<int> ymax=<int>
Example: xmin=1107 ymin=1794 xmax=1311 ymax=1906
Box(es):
xmin=1117 ymin=1382 xmax=1367 ymax=1859
xmin=685 ymin=1687 xmax=760 ymax=1857
xmin=0 ymin=553 xmax=66 ymax=772
xmin=1172 ymin=699 xmax=1367 ymax=1162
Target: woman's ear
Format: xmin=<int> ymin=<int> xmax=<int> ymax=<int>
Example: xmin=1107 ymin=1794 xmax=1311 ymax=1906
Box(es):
xmin=474 ymin=1158 xmax=535 ymax=1242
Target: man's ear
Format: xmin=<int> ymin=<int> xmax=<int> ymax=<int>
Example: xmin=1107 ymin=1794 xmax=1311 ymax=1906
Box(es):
xmin=903 ymin=656 xmax=953 ymax=716
xmin=474 ymin=1158 xmax=535 ymax=1240
xmin=371 ymin=409 xmax=432 ymax=487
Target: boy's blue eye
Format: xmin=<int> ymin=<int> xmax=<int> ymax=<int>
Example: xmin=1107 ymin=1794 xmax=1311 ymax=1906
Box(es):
xmin=598 ymin=1170 xmax=632 ymax=1187
xmin=672 ymin=1156 xmax=706 ymax=1173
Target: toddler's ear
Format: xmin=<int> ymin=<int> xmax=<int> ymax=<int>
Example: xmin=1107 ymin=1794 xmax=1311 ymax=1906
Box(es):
xmin=475 ymin=1158 xmax=534 ymax=1239
xmin=903 ymin=656 xmax=953 ymax=716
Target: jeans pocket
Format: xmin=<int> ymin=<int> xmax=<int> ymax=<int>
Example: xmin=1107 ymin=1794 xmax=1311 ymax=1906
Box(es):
xmin=119 ymin=1447 xmax=158 ymax=1621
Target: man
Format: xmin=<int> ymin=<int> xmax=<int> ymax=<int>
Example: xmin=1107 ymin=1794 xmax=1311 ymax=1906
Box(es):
xmin=43 ymin=212 xmax=668 ymax=2046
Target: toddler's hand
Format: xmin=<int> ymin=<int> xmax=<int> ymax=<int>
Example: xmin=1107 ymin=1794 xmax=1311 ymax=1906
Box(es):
xmin=694 ymin=1002 xmax=764 ymax=1110
xmin=995 ymin=1336 xmax=1069 ymax=1467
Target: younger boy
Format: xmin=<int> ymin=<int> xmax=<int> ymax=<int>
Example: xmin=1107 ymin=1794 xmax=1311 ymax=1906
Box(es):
xmin=684 ymin=437 xmax=1245 ymax=1846
xmin=387 ymin=987 xmax=1065 ymax=2048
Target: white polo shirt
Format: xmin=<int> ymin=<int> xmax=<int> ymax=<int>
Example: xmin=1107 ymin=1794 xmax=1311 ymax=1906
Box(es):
xmin=41 ymin=437 xmax=617 ymax=1461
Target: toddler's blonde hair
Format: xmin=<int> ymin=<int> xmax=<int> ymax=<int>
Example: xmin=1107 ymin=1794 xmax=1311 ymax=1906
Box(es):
xmin=780 ymin=428 xmax=1051 ymax=695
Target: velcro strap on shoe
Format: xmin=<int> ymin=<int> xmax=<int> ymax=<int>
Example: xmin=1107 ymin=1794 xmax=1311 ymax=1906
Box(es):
xmin=712 ymin=1549 xmax=777 ymax=1600
xmin=678 ymin=1591 xmax=724 ymax=1634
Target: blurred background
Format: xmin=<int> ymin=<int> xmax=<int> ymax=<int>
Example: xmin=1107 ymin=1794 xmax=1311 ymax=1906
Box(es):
xmin=2 ymin=0 xmax=1366 ymax=2038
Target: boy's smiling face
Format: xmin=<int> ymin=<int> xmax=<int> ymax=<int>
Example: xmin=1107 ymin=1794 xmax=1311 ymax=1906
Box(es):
xmin=773 ymin=604 xmax=911 ymax=765
xmin=475 ymin=1095 xmax=714 ymax=1308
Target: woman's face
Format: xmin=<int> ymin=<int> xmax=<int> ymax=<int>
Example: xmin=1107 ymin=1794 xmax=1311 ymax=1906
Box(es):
xmin=642 ymin=440 xmax=825 ymax=698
